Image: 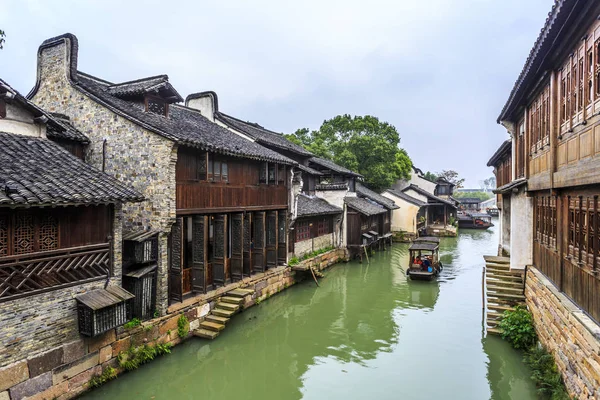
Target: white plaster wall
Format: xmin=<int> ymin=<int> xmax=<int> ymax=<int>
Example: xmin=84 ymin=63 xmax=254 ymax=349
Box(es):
xmin=187 ymin=96 xmax=214 ymax=121
xmin=316 ymin=189 xmax=349 ymax=247
xmin=382 ymin=192 xmax=420 ymax=233
xmin=411 ymin=175 xmax=436 ymax=194
xmin=403 ymin=188 xmax=428 ymax=203
xmin=510 ymin=190 xmax=532 ymax=269
xmin=0 ymin=102 xmax=46 ymax=138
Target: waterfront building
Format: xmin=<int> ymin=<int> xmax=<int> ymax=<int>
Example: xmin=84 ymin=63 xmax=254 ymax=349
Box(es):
xmin=490 ymin=1 xmax=600 ymax=395
xmin=381 ymin=188 xmax=428 ymax=237
xmin=27 ymin=34 xmax=296 ymax=311
xmin=458 ymin=198 xmax=483 ymax=212
xmin=0 ymin=78 xmax=141 ymax=367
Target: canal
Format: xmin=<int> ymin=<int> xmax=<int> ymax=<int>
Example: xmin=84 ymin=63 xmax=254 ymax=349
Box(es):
xmin=83 ymin=223 xmax=537 ymax=400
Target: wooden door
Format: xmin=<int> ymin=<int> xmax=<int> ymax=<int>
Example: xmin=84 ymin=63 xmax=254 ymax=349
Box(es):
xmin=213 ymin=214 xmax=226 ymax=286
xmin=266 ymin=211 xmax=278 ymax=269
xmin=231 ymin=213 xmax=244 ymax=282
xmin=169 ymin=217 xmax=183 ymax=303
xmin=192 ymin=215 xmax=207 ymax=294
xmin=243 ymin=213 xmax=252 ymax=276
xmin=278 ymin=211 xmax=287 ymax=265
xmin=253 ymin=211 xmax=266 ymax=272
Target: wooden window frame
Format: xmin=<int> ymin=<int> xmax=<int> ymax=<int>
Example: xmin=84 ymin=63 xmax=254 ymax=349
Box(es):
xmin=296 ymin=221 xmax=311 ymax=242
xmin=145 ymin=95 xmax=168 ymax=117
xmin=0 ymin=210 xmax=61 ymax=258
xmin=207 ymin=154 xmax=228 ymax=183
xmin=317 ymin=219 xmax=328 ymax=236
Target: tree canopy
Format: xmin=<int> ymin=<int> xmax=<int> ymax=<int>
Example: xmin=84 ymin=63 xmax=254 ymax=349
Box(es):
xmin=453 ymin=191 xmax=492 ymax=201
xmin=423 ymin=171 xmax=438 ymax=182
xmin=437 ymin=170 xmax=465 ymax=189
xmin=286 ymin=114 xmax=412 ymax=191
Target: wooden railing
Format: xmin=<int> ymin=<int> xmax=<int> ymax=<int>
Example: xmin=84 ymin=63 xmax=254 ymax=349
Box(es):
xmin=0 ymin=243 xmax=110 ymax=302
xmin=176 ymin=183 xmax=288 ymax=212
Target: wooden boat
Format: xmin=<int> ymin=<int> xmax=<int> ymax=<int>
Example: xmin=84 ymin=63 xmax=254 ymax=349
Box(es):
xmin=457 ymin=213 xmax=494 ymax=229
xmin=407 ymin=241 xmax=442 ymax=281
xmin=413 ymin=236 xmax=440 ymax=245
xmin=486 ymin=208 xmax=499 ymax=217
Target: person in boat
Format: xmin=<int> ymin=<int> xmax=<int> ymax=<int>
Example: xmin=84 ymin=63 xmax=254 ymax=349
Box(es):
xmin=413 ymin=255 xmax=422 ymax=265
xmin=422 ymin=256 xmax=431 ymax=271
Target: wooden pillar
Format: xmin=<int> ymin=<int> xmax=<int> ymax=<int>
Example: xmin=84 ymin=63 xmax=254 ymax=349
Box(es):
xmin=444 ymin=205 xmax=447 ymax=227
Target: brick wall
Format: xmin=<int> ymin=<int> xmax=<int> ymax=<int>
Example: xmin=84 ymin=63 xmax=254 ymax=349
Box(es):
xmin=526 ymin=268 xmax=600 ymax=399
xmin=294 ymin=233 xmax=334 ymax=258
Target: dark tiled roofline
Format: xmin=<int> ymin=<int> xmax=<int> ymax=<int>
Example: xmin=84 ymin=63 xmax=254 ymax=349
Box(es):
xmin=356 ymin=182 xmax=398 ymax=210
xmin=216 ymin=112 xmax=314 ymax=157
xmin=296 ymin=164 xmax=323 ymax=176
xmin=403 ymin=184 xmax=457 ymax=208
xmin=1 ymin=78 xmax=89 ymax=144
xmin=384 ymin=188 xmax=427 ymax=207
xmin=498 ymin=0 xmax=577 ymax=122
xmin=108 ymin=74 xmax=168 ymax=88
xmin=0 ymin=132 xmax=142 ymax=206
xmin=309 ymin=157 xmax=363 ymax=178
xmin=344 ymin=196 xmax=387 ymax=216
xmin=487 ymin=139 xmax=512 ymax=167
xmin=296 ymin=194 xmax=342 ymax=218
xmin=108 ymin=75 xmax=184 ymax=103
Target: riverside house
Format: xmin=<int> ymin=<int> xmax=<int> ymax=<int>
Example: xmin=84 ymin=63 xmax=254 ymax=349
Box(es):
xmin=490 ymin=0 xmax=600 ymax=396
xmin=0 ymin=78 xmax=141 ymax=370
xmin=28 ymin=34 xmax=296 ymax=313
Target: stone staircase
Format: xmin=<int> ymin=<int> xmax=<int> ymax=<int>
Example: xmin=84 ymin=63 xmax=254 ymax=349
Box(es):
xmin=193 ymin=288 xmax=254 ymax=340
xmin=483 ymin=256 xmax=525 ymax=335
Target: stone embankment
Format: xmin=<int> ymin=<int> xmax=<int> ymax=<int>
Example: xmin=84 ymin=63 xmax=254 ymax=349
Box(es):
xmin=0 ymin=248 xmax=348 ymax=400
xmin=526 ymin=268 xmax=600 ymax=399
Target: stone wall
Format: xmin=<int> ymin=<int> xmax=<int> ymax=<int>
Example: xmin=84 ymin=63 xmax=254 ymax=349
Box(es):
xmin=525 ymin=268 xmax=600 ymax=399
xmin=30 ymin=38 xmax=177 ymax=313
xmin=294 ymin=234 xmax=333 ymax=258
xmin=293 ymin=248 xmax=349 ymax=272
xmin=0 ymin=204 xmax=123 ymax=370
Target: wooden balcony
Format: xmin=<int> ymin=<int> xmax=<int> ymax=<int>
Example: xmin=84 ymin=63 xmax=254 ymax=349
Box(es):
xmin=0 ymin=243 xmax=110 ymax=302
xmin=176 ymin=183 xmax=288 ymax=213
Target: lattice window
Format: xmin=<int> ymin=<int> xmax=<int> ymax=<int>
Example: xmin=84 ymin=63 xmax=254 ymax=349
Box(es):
xmin=268 ymin=164 xmax=276 ymax=185
xmin=317 ymin=219 xmax=328 ymax=236
xmin=587 ymin=49 xmax=594 ymax=104
xmin=232 ymin=216 xmax=243 ymax=254
xmin=278 ymin=165 xmax=286 ymax=185
xmin=578 ymin=54 xmax=585 ymax=112
xmin=278 ymin=213 xmax=286 ymax=244
xmin=296 ymin=221 xmax=310 ymax=242
xmin=147 ymin=97 xmax=167 ymax=116
xmin=39 ymin=214 xmax=59 ymax=252
xmin=192 ymin=219 xmax=205 ymax=263
xmin=0 ymin=215 xmax=7 ymax=256
xmin=214 ymin=217 xmax=224 ymax=258
xmin=243 ymin=214 xmax=251 ymax=252
xmin=253 ymin=214 xmax=264 ymax=248
xmin=267 ymin=213 xmax=276 ymax=245
xmin=14 ymin=213 xmax=34 ymax=255
xmin=260 ymin=163 xmax=267 ymax=184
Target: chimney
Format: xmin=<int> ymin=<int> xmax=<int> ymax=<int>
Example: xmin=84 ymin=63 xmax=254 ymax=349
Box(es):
xmin=27 ymin=33 xmax=79 ymax=100
xmin=185 ymin=91 xmax=218 ymax=121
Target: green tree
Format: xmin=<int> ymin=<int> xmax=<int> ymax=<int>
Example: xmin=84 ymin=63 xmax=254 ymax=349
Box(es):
xmin=453 ymin=191 xmax=492 ymax=201
xmin=0 ymin=30 xmax=5 ymax=49
xmin=286 ymin=115 xmax=412 ymax=191
xmin=423 ymin=171 xmax=438 ymax=182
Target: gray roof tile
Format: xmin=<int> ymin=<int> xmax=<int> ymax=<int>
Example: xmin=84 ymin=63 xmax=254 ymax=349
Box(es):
xmin=356 ymin=182 xmax=398 ymax=210
xmin=309 ymin=157 xmax=362 ymax=177
xmin=344 ymin=196 xmax=387 ymax=216
xmin=297 ymin=194 xmax=342 ymax=218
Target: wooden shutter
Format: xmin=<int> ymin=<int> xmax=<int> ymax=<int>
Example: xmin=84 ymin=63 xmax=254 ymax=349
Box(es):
xmin=192 ymin=216 xmax=207 ymax=294
xmin=231 ymin=213 xmax=244 ymax=282
xmin=169 ymin=217 xmax=183 ymax=303
xmin=266 ymin=211 xmax=277 ymax=269
xmin=278 ymin=211 xmax=287 ymax=264
xmin=243 ymin=213 xmax=252 ymax=276
xmin=253 ymin=211 xmax=266 ymax=272
xmin=213 ymin=214 xmax=226 ymax=286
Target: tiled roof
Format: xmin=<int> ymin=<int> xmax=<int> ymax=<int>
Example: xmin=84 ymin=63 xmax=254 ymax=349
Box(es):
xmin=385 ymin=188 xmax=427 ymax=207
xmin=0 ymin=78 xmax=89 ymax=144
xmin=107 ymin=75 xmax=183 ymax=102
xmin=0 ymin=132 xmax=142 ymax=206
xmin=217 ymin=113 xmax=313 ymax=157
xmin=487 ymin=139 xmax=512 ymax=167
xmin=316 ymin=182 xmax=348 ymax=191
xmin=458 ymin=198 xmax=482 ymax=204
xmin=356 ymin=182 xmax=398 ymax=210
xmin=309 ymin=157 xmax=362 ymax=178
xmin=297 ymin=194 xmax=342 ymax=218
xmin=72 ymin=73 xmax=295 ymax=165
xmin=403 ymin=185 xmax=457 ymax=208
xmin=498 ymin=0 xmax=578 ymax=122
xmin=344 ymin=196 xmax=387 ymax=216
xmin=296 ymin=164 xmax=323 ymax=176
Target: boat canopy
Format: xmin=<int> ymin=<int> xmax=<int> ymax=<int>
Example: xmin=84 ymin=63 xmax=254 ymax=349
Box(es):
xmin=414 ymin=237 xmax=440 ymax=244
xmin=409 ymin=242 xmax=439 ymax=252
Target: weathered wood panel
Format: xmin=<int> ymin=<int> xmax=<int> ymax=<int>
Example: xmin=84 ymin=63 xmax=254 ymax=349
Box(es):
xmin=176 ymin=184 xmax=288 ymax=211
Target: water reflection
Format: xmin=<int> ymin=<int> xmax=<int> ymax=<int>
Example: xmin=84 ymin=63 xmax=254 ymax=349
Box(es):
xmin=83 ymin=223 xmax=536 ymax=400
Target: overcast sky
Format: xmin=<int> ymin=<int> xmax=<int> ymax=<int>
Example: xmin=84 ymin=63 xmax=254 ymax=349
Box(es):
xmin=1 ymin=0 xmax=552 ymax=188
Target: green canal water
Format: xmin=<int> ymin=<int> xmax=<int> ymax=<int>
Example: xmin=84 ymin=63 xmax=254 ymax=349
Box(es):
xmin=83 ymin=224 xmax=537 ymax=400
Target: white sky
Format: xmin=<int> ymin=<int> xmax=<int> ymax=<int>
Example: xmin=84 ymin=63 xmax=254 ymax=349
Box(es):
xmin=0 ymin=0 xmax=553 ymax=187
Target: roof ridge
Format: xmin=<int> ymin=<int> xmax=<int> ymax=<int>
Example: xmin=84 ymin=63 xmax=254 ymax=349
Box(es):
xmin=219 ymin=112 xmax=284 ymax=136
xmin=108 ymin=74 xmax=169 ymax=88
xmin=77 ymin=71 xmax=113 ymax=85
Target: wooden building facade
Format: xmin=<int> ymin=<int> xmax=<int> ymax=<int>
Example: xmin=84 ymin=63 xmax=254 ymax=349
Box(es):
xmin=496 ymin=0 xmax=600 ymax=324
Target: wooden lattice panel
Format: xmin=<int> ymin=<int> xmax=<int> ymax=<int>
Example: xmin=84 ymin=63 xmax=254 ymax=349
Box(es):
xmin=39 ymin=214 xmax=59 ymax=251
xmin=14 ymin=213 xmax=34 ymax=255
xmin=0 ymin=216 xmax=7 ymax=257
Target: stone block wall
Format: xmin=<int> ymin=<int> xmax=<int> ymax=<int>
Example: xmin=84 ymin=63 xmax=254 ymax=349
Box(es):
xmin=0 ymin=247 xmax=350 ymax=400
xmin=525 ymin=268 xmax=600 ymax=399
xmin=294 ymin=234 xmax=334 ymax=258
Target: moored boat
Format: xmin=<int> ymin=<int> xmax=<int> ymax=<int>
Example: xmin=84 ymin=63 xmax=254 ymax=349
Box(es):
xmin=406 ymin=241 xmax=442 ymax=281
xmin=457 ymin=213 xmax=494 ymax=229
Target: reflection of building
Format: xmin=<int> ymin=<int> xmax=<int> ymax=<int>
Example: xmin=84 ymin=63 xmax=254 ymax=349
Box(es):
xmin=488 ymin=1 xmax=600 ymax=395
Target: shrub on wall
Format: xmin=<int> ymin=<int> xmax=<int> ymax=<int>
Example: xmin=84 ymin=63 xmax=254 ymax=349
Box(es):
xmin=498 ymin=305 xmax=537 ymax=349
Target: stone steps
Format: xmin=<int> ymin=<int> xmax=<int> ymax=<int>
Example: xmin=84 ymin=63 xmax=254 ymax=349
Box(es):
xmin=199 ymin=320 xmax=226 ymax=332
xmin=486 ymin=311 xmax=504 ymax=320
xmin=485 ymin=279 xmax=523 ymax=288
xmin=487 ymin=304 xmax=513 ymax=312
xmin=228 ymin=288 xmax=254 ymax=298
xmin=487 ymin=327 xmax=503 ymax=335
xmin=487 ymin=284 xmax=524 ymax=295
xmin=217 ymin=302 xmax=240 ymax=312
xmin=485 ymin=274 xmax=523 ymax=283
xmin=194 ymin=329 xmax=220 ymax=340
xmin=486 ymin=268 xmax=523 ymax=276
xmin=220 ymin=296 xmax=245 ymax=305
xmin=486 ymin=262 xmax=511 ymax=270
xmin=212 ymin=308 xmax=236 ymax=318
xmin=205 ymin=315 xmax=229 ymax=325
